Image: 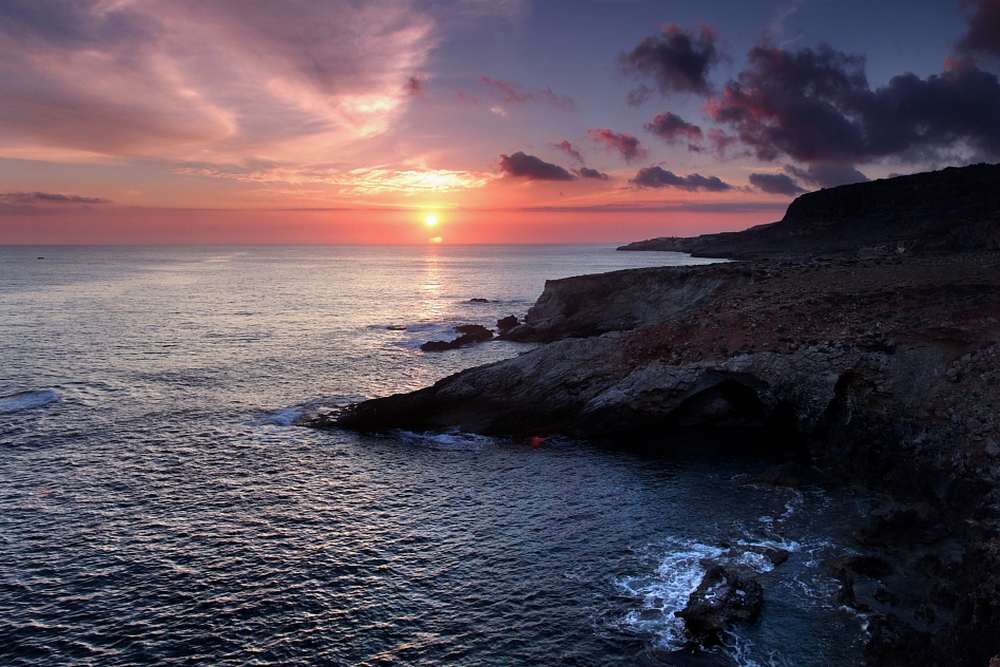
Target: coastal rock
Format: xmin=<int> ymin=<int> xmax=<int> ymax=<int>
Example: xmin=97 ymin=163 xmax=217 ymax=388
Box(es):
xmin=420 ymin=324 xmax=493 ymax=352
xmin=500 ymin=264 xmax=755 ymax=343
xmin=496 ymin=315 xmax=519 ymax=331
xmin=675 ymin=565 xmax=763 ymax=633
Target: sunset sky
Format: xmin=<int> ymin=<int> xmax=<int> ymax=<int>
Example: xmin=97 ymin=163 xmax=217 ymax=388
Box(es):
xmin=1 ymin=0 xmax=999 ymax=243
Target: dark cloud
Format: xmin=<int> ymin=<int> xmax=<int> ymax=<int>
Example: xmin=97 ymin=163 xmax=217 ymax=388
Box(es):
xmin=784 ymin=164 xmax=869 ymax=188
xmin=630 ymin=166 xmax=733 ymax=191
xmin=574 ymin=167 xmax=609 ymax=180
xmin=499 ymin=152 xmax=576 ymax=181
xmin=748 ymin=172 xmax=806 ymax=196
xmin=644 ymin=111 xmax=703 ymax=143
xmin=708 ymin=43 xmax=1000 ymax=164
xmin=405 ymin=75 xmax=427 ymax=99
xmin=0 ymin=192 xmax=112 ymax=205
xmin=957 ymin=0 xmax=1000 ymax=58
xmin=626 ymin=84 xmax=654 ymax=107
xmin=551 ymin=140 xmax=584 ymax=163
xmin=619 ymin=24 xmax=721 ymax=96
xmin=480 ymin=77 xmax=575 ymax=110
xmin=587 ymin=128 xmax=646 ymax=162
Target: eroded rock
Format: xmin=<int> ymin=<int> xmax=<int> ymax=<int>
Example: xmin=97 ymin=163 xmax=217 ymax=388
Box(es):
xmin=675 ymin=565 xmax=763 ymax=633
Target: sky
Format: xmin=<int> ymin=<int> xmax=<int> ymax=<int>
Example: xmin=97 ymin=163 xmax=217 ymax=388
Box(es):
xmin=1 ymin=0 xmax=998 ymax=244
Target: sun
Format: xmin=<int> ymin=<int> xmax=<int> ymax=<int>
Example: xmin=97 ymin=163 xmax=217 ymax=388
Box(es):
xmin=424 ymin=214 xmax=438 ymax=227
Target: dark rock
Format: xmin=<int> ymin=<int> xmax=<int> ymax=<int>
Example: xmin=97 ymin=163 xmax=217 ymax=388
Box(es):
xmin=468 ymin=298 xmax=490 ymax=303
xmin=496 ymin=315 xmax=519 ymax=331
xmin=831 ymin=555 xmax=893 ymax=578
xmin=855 ymin=502 xmax=952 ymax=547
xmin=864 ymin=613 xmax=935 ymax=667
xmin=675 ymin=565 xmax=763 ymax=633
xmin=420 ymin=324 xmax=494 ymax=352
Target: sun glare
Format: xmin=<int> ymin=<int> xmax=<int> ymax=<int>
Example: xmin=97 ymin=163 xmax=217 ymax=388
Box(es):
xmin=425 ymin=214 xmax=438 ymax=227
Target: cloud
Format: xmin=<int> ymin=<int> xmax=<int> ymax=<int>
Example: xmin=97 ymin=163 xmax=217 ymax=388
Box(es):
xmin=499 ymin=152 xmax=576 ymax=181
xmin=707 ymin=42 xmax=1000 ymax=164
xmin=587 ymin=128 xmax=647 ymax=162
xmin=957 ymin=0 xmax=1000 ymax=58
xmin=644 ymin=111 xmax=704 ymax=143
xmin=630 ymin=167 xmax=733 ymax=191
xmin=0 ymin=191 xmax=112 ymax=205
xmin=619 ymin=24 xmax=722 ymax=96
xmin=0 ymin=1 xmax=438 ymax=161
xmin=174 ymin=163 xmax=493 ymax=194
xmin=574 ymin=167 xmax=609 ymax=180
xmin=405 ymin=75 xmax=427 ymax=99
xmin=784 ymin=164 xmax=869 ymax=188
xmin=480 ymin=77 xmax=575 ymax=110
xmin=551 ymin=140 xmax=584 ymax=163
xmin=748 ymin=172 xmax=806 ymax=195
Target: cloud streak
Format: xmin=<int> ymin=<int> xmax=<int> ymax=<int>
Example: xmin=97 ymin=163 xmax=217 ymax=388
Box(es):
xmin=630 ymin=167 xmax=733 ymax=191
xmin=0 ymin=0 xmax=438 ymax=162
xmin=499 ymin=152 xmax=576 ymax=181
xmin=480 ymin=77 xmax=576 ymax=110
xmin=0 ymin=191 xmax=112 ymax=205
xmin=748 ymin=173 xmax=806 ymax=195
xmin=587 ymin=128 xmax=647 ymax=162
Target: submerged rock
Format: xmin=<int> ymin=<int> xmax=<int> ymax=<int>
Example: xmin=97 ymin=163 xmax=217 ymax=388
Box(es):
xmin=675 ymin=565 xmax=763 ymax=633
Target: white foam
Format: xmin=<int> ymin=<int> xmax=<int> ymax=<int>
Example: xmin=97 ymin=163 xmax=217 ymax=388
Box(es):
xmin=395 ymin=429 xmax=496 ymax=451
xmin=256 ymin=408 xmax=302 ymax=426
xmin=616 ymin=540 xmax=724 ymax=648
xmin=0 ymin=389 xmax=60 ymax=413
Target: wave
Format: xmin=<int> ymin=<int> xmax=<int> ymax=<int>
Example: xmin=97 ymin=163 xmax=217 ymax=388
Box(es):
xmin=394 ymin=429 xmax=497 ymax=451
xmin=0 ymin=389 xmax=61 ymax=413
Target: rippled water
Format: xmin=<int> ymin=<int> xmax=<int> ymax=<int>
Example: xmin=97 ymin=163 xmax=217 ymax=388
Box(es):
xmin=1 ymin=245 xmax=871 ymax=666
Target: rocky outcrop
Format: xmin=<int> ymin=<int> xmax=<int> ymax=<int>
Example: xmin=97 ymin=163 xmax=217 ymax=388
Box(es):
xmin=675 ymin=566 xmax=764 ymax=633
xmin=500 ymin=264 xmax=753 ymax=343
xmin=619 ymin=162 xmax=1000 ymax=259
xmin=309 ymin=249 xmax=1000 ymax=665
xmin=420 ymin=324 xmax=493 ymax=352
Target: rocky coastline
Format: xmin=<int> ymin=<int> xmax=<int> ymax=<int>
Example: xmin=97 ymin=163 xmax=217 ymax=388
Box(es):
xmin=307 ymin=166 xmax=1000 ymax=666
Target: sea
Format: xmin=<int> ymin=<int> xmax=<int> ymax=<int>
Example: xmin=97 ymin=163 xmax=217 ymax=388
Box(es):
xmin=0 ymin=244 xmax=874 ymax=666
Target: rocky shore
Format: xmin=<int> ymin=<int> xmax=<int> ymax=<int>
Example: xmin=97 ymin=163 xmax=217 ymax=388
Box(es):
xmin=307 ymin=166 xmax=1000 ymax=666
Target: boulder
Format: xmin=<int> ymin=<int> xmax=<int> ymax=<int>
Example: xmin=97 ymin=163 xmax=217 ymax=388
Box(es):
xmin=420 ymin=324 xmax=494 ymax=352
xmin=496 ymin=315 xmax=519 ymax=331
xmin=675 ymin=565 xmax=763 ymax=633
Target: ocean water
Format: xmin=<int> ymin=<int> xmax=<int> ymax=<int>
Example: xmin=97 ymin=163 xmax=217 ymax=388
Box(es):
xmin=0 ymin=245 xmax=871 ymax=666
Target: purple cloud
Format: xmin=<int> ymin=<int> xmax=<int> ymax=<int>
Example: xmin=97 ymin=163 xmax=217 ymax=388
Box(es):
xmin=588 ymin=129 xmax=647 ymax=162
xmin=644 ymin=111 xmax=704 ymax=143
xmin=630 ymin=167 xmax=732 ymax=191
xmin=574 ymin=167 xmax=609 ymax=180
xmin=551 ymin=140 xmax=584 ymax=163
xmin=619 ymin=24 xmax=722 ymax=96
xmin=480 ymin=77 xmax=575 ymax=110
xmin=784 ymin=164 xmax=869 ymax=188
xmin=957 ymin=0 xmax=1000 ymax=58
xmin=405 ymin=75 xmax=427 ymax=99
xmin=500 ymin=152 xmax=576 ymax=181
xmin=748 ymin=173 xmax=806 ymax=195
xmin=0 ymin=192 xmax=112 ymax=205
xmin=708 ymin=42 xmax=1000 ymax=164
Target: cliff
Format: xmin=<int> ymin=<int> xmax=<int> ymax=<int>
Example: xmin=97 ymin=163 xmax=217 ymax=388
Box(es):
xmin=618 ymin=162 xmax=1000 ymax=259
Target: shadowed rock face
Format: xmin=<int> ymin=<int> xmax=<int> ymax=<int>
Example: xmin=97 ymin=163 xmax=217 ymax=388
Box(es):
xmin=619 ymin=162 xmax=1000 ymax=259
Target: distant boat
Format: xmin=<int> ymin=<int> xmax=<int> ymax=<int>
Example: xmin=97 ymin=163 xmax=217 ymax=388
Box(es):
xmin=37 ymin=257 xmax=44 ymax=260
